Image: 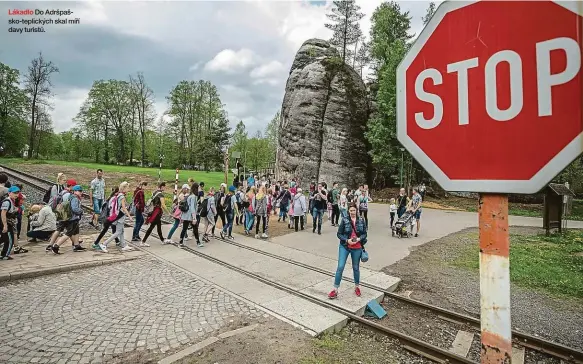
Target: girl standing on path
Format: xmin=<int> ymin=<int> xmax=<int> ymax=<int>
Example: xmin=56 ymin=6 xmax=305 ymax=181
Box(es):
xmin=253 ymin=186 xmax=268 ymax=238
xmin=328 ymin=203 xmax=367 ymax=299
xmin=358 ymin=190 xmax=373 ymax=228
xmin=339 ymin=188 xmax=348 ymax=216
xmin=244 ymin=187 xmax=256 ymax=235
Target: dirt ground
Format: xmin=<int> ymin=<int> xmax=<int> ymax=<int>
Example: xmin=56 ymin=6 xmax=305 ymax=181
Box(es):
xmin=384 ymin=226 xmax=583 ymax=350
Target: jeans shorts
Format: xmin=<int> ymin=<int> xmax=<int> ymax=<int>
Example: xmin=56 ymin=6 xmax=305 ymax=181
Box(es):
xmin=93 ymin=198 xmax=103 ymax=214
xmin=414 ymin=210 xmax=421 ymax=220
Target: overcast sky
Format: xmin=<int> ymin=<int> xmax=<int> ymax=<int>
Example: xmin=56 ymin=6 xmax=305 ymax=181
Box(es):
xmin=1 ymin=0 xmax=438 ymax=135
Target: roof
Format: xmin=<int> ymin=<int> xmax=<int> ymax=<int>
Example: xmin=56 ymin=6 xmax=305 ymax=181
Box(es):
xmin=548 ymin=183 xmax=576 ymax=197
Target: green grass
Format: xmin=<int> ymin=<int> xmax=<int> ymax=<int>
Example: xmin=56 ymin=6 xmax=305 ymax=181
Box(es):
xmin=453 ymin=230 xmax=583 ymax=298
xmin=0 ymin=158 xmax=228 ymax=190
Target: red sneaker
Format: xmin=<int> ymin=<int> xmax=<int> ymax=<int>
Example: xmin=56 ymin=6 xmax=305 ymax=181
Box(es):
xmin=355 ymin=287 xmax=361 ymax=297
xmin=328 ymin=290 xmax=338 ymax=299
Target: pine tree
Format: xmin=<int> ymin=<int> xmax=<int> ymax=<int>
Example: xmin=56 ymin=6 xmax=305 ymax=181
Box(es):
xmin=423 ymin=2 xmax=437 ymax=26
xmin=325 ymin=0 xmax=365 ymax=64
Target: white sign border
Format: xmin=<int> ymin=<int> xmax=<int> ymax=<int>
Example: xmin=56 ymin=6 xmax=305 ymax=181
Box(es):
xmin=396 ymin=0 xmax=583 ymax=194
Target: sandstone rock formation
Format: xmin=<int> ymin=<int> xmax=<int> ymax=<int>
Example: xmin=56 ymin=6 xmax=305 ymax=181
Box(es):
xmin=276 ymin=39 xmax=370 ymax=188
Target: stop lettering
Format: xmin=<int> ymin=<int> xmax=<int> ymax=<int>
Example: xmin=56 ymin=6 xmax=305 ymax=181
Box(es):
xmin=397 ymin=1 xmax=583 ymax=193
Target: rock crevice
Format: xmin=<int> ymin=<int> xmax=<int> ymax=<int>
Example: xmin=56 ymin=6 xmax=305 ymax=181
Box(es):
xmin=276 ymin=39 xmax=370 ymax=187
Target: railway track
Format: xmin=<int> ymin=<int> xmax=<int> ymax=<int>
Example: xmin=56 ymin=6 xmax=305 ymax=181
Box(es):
xmin=3 ymin=164 xmax=582 ymax=363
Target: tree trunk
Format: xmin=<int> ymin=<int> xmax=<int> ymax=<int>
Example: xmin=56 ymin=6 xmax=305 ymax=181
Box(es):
xmin=27 ymin=98 xmax=37 ymax=159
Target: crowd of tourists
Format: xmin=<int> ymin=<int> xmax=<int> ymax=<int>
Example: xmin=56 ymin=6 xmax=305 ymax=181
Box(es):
xmin=0 ymin=168 xmax=424 ymax=304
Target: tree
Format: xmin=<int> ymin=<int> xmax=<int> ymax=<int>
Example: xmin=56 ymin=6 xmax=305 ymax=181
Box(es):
xmin=0 ymin=63 xmax=28 ymax=155
xmin=354 ymin=41 xmax=371 ymax=78
xmin=423 ymin=2 xmax=437 ymax=26
xmin=369 ymin=1 xmax=413 ymax=73
xmin=325 ymin=0 xmax=365 ymax=63
xmin=366 ymin=2 xmax=417 ymax=188
xmin=23 ymin=52 xmax=59 ymax=159
xmin=231 ymin=120 xmax=248 ymax=168
xmin=264 ymin=111 xmax=279 ymax=162
xmin=130 ymin=72 xmax=156 ymax=166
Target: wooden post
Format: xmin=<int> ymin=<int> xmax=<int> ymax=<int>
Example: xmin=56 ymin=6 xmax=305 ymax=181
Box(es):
xmin=224 ymin=150 xmax=229 ymax=185
xmin=478 ymin=194 xmax=512 ymax=363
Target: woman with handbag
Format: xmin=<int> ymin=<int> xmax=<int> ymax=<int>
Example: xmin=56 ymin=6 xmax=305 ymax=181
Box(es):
xmin=328 ymin=202 xmax=368 ymax=299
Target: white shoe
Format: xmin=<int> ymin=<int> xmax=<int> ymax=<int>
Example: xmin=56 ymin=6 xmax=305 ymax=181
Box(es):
xmin=138 ymin=242 xmax=150 ymax=247
xmin=261 ymin=233 xmax=268 ymax=239
xmin=121 ymin=245 xmax=134 ymax=251
xmin=99 ymin=244 xmax=108 ymax=253
xmin=163 ymin=239 xmax=172 ymax=244
xmin=255 ymin=234 xmax=260 ymax=238
xmin=184 ymin=236 xmax=191 ymax=241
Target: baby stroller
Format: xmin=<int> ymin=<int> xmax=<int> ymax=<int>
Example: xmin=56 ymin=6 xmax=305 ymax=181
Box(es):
xmin=392 ymin=211 xmax=415 ymax=238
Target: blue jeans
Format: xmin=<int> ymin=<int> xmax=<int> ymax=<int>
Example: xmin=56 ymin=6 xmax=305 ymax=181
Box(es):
xmin=223 ymin=211 xmax=234 ymax=236
xmin=334 ymin=244 xmax=362 ymax=288
xmin=279 ymin=202 xmax=289 ymax=220
xmin=93 ymin=198 xmax=103 ymax=214
xmin=167 ymin=218 xmax=180 ymax=239
xmin=132 ymin=210 xmax=144 ymax=239
xmin=397 ymin=206 xmax=406 ymax=218
xmin=312 ymin=208 xmax=323 ymax=231
xmin=245 ymin=210 xmax=255 ymax=232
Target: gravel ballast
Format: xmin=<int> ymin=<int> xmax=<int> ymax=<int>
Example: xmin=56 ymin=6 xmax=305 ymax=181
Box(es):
xmin=384 ymin=226 xmax=583 ymax=351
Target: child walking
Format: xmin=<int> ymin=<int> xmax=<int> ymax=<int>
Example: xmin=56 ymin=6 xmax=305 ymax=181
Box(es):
xmin=389 ymin=198 xmax=397 ymax=228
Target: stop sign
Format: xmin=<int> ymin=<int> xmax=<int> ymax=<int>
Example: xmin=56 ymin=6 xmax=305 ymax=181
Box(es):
xmin=397 ymin=1 xmax=582 ymax=193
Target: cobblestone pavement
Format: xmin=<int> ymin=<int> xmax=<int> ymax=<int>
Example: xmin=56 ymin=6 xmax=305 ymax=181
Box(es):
xmin=0 ymin=257 xmax=262 ymax=364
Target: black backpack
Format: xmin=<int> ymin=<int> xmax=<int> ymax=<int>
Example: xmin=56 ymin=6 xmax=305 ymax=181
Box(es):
xmin=178 ymin=198 xmax=189 ymax=212
xmin=224 ymin=195 xmax=232 ymax=213
xmin=43 ymin=184 xmax=61 ymax=204
xmin=198 ymin=198 xmax=209 ymax=217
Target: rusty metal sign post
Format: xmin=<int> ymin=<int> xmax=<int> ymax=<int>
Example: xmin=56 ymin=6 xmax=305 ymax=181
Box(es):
xmin=396 ymin=1 xmax=583 ymax=362
xmin=478 ymin=194 xmax=511 ymax=361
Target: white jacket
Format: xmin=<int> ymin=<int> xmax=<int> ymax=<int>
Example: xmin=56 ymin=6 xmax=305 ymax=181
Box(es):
xmin=292 ymin=194 xmax=307 ymax=215
xmin=30 ymin=205 xmax=57 ymax=231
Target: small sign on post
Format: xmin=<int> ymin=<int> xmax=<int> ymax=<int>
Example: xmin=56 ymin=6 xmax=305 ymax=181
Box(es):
xmin=397 ymin=1 xmax=582 ymax=362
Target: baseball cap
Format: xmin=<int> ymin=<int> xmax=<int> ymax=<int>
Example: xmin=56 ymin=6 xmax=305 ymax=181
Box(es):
xmin=72 ymin=185 xmax=83 ymax=191
xmin=7 ymin=186 xmax=20 ymax=193
xmin=228 ymin=186 xmax=236 ymax=192
xmin=182 ymin=184 xmax=190 ymax=190
xmin=66 ymin=179 xmax=77 ymax=186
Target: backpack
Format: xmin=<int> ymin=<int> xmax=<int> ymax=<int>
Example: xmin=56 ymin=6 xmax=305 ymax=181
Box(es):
xmin=224 ymin=195 xmax=232 ymax=213
xmin=107 ymin=193 xmax=121 ymax=222
xmin=43 ymin=184 xmax=61 ymax=204
xmin=198 ymin=198 xmax=209 ymax=217
xmin=55 ymin=193 xmax=73 ymax=221
xmin=235 ymin=191 xmax=241 ymax=204
xmin=145 ymin=191 xmax=162 ymax=214
xmin=98 ymin=200 xmax=110 ymax=224
xmin=178 ymin=197 xmax=189 ymax=212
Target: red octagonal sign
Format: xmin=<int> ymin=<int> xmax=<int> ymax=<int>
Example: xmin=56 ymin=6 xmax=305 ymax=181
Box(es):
xmin=397 ymin=0 xmax=582 ymax=193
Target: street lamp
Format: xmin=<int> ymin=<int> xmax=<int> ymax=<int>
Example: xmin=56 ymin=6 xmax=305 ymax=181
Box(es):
xmin=400 ymin=147 xmax=405 ymax=187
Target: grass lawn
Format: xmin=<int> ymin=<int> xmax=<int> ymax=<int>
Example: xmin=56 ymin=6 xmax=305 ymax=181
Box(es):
xmin=453 ymin=230 xmax=583 ymax=298
xmin=0 ymin=158 xmax=228 ymax=190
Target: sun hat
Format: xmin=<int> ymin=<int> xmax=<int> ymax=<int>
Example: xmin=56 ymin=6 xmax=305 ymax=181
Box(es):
xmin=66 ymin=179 xmax=77 ymax=186
xmin=182 ymin=184 xmax=190 ymax=190
xmin=7 ymin=186 xmax=20 ymax=193
xmin=72 ymin=185 xmax=83 ymax=191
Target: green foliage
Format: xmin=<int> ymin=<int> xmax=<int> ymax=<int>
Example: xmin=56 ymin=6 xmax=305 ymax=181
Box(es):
xmin=264 ymin=111 xmax=279 ymax=161
xmin=0 ymin=62 xmax=29 ymax=156
xmin=422 ymin=2 xmax=437 ymax=26
xmin=325 ymin=0 xmax=364 ymax=64
xmin=453 ymin=230 xmax=583 ymax=298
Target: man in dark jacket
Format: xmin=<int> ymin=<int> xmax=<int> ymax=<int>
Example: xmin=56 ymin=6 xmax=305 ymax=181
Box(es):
xmin=277 ymin=184 xmax=291 ymax=222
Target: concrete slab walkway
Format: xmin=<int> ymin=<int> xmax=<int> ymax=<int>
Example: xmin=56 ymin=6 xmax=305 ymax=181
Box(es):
xmin=270 ymin=204 xmax=583 ymax=270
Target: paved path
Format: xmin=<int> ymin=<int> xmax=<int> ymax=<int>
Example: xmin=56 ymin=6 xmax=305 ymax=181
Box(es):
xmin=0 ymin=257 xmax=262 ymax=363
xmin=271 ymin=204 xmax=583 ymax=270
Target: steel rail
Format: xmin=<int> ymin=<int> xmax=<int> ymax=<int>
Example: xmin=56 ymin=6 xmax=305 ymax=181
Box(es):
xmin=4 ymin=164 xmax=582 ymax=362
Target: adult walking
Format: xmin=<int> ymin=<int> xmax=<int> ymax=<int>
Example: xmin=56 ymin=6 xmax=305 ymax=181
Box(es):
xmin=407 ymin=188 xmax=423 ymax=237
xmin=98 ymin=182 xmax=133 ymax=253
xmin=311 ymin=183 xmax=327 ymax=235
xmin=89 ymin=169 xmax=106 ymax=228
xmin=177 ymin=184 xmax=199 ymax=247
xmin=213 ymin=183 xmax=227 ymax=236
xmin=292 ymin=188 xmax=307 ymax=231
xmin=220 ymin=186 xmax=236 ymax=240
xmin=142 ymin=182 xmax=169 ymax=245
xmin=328 ymin=203 xmax=367 ymax=299
xmin=330 ymin=182 xmax=340 ymax=226
xmin=201 ymin=187 xmax=217 ymax=242
xmin=396 ymin=188 xmax=408 ymax=218
xmin=253 ymin=186 xmax=268 ymax=238
xmin=132 ymin=182 xmax=147 ymax=242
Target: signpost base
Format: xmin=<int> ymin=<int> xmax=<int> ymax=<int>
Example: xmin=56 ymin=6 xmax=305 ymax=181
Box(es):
xmin=478 ymin=194 xmax=512 ymax=363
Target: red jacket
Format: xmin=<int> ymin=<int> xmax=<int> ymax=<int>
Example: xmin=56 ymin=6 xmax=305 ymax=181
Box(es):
xmin=133 ymin=188 xmax=145 ymax=212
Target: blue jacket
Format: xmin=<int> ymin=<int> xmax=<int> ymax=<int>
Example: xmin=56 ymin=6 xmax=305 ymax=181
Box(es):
xmin=337 ymin=214 xmax=367 ymax=249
